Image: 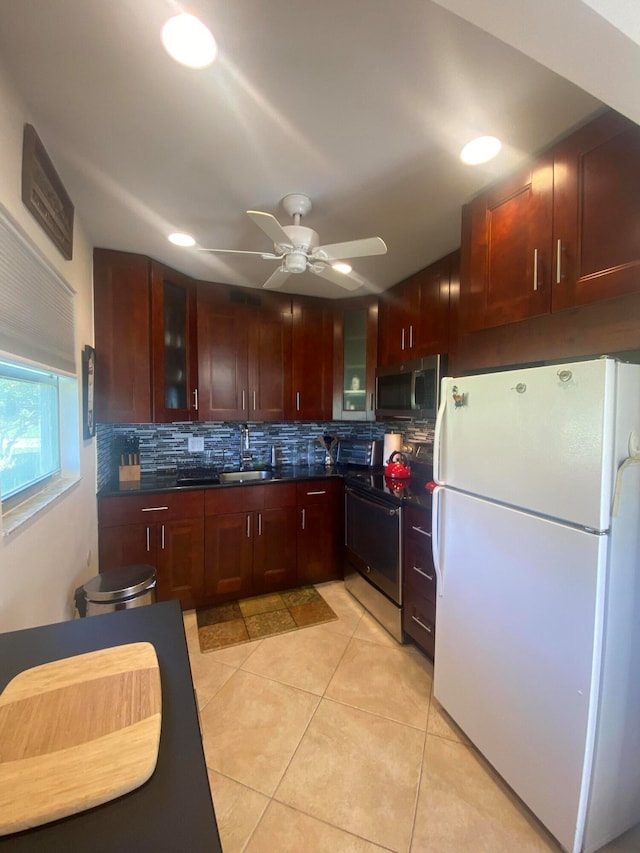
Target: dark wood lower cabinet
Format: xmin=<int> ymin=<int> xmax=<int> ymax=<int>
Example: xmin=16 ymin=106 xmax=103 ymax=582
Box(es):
xmin=403 ymin=504 xmax=437 ymax=658
xmin=296 ymin=480 xmax=343 ymax=586
xmin=204 ymin=482 xmax=299 ymax=605
xmin=99 ymin=479 xmax=344 ymax=610
xmin=98 ymin=491 xmax=205 ymax=609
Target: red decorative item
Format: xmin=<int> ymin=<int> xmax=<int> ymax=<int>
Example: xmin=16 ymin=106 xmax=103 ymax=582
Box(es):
xmin=384 ymin=450 xmax=411 ymax=479
xmin=385 ymin=475 xmax=409 ymax=493
xmin=425 ymin=480 xmax=437 ymax=493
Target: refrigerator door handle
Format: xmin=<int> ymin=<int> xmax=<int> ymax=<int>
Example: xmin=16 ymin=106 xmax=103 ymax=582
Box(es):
xmin=431 ymin=485 xmax=444 ymax=596
xmin=433 ymin=379 xmax=448 ymax=483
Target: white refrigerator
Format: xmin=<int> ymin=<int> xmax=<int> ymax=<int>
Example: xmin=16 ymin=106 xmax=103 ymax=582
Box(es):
xmin=431 ymin=357 xmax=640 ymax=853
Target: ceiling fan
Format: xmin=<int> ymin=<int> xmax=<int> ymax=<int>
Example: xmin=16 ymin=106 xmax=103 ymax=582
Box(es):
xmin=198 ymin=193 xmax=387 ymax=291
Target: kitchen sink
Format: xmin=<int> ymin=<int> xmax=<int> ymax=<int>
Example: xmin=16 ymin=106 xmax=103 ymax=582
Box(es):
xmin=219 ymin=470 xmax=273 ymax=483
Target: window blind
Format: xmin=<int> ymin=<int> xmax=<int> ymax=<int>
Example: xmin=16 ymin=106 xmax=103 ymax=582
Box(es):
xmin=0 ymin=205 xmax=76 ymax=375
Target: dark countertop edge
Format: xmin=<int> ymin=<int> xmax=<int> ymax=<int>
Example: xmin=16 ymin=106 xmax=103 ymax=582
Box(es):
xmin=97 ymin=465 xmax=342 ymax=498
xmin=97 ymin=466 xmax=434 ymax=511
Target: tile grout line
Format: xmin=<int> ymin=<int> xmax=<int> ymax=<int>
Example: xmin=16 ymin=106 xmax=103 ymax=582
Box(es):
xmin=243 ymin=603 xmax=366 ymax=849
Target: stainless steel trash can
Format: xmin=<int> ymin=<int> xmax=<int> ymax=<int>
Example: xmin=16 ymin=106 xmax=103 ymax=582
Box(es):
xmin=80 ymin=564 xmax=157 ymax=616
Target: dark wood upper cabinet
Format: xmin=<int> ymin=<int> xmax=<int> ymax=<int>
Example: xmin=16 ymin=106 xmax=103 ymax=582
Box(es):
xmin=94 ymin=250 xmax=198 ymax=424
xmin=462 ymin=159 xmax=553 ymax=331
xmin=552 ymin=110 xmax=640 ymax=312
xmin=150 ymin=263 xmax=198 ymax=423
xmin=94 ymin=250 xmax=152 ymax=424
xmin=196 ymin=289 xmax=249 ymax=421
xmin=378 ymin=275 xmax=421 ymax=366
xmin=248 ymin=301 xmax=292 ymax=421
xmin=290 ymin=296 xmax=333 ymax=420
xmin=416 ymin=251 xmax=456 ymax=354
xmin=460 ymin=109 xmax=640 ymax=337
xmin=378 ymin=253 xmax=455 ymax=366
xmin=197 ymin=286 xmax=291 ymax=422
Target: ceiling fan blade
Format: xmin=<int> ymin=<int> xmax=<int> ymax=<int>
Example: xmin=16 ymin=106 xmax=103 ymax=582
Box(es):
xmin=197 ymin=248 xmax=280 ymax=259
xmin=262 ymin=266 xmax=292 ymax=290
xmin=312 ymin=264 xmax=362 ymax=291
xmin=247 ymin=210 xmax=292 ymax=248
xmin=312 ymin=236 xmax=387 ymax=262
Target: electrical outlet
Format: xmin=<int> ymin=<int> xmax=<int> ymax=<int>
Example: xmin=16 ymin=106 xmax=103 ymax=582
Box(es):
xmin=188 ymin=435 xmax=204 ymax=453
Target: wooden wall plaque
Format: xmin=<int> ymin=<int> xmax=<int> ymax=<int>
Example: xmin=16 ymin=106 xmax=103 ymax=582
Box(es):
xmin=21 ymin=123 xmax=74 ymax=260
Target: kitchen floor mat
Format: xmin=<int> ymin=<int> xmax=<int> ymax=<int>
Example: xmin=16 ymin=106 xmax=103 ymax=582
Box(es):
xmin=196 ymin=586 xmax=337 ymax=653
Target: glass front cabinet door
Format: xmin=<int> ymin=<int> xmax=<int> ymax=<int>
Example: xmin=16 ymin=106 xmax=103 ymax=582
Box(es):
xmin=333 ymin=298 xmax=377 ymax=421
xmin=151 ymin=264 xmax=198 ymax=422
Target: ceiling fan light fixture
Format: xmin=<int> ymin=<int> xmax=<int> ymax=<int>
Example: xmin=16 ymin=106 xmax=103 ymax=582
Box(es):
xmin=332 ymin=262 xmax=352 ymax=274
xmin=161 ymin=14 xmax=217 ymax=69
xmin=284 ymin=251 xmax=308 ymax=274
xmin=168 ymin=232 xmax=196 ymax=247
xmin=460 ymin=135 xmax=502 ymax=165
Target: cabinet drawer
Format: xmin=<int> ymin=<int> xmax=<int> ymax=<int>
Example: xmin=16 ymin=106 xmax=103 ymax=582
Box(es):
xmin=404 ymin=556 xmax=437 ymax=603
xmin=403 ymin=591 xmax=436 ymax=658
xmin=205 ymin=485 xmax=263 ymax=516
xmin=263 ymin=482 xmax=297 ymax=509
xmin=99 ymin=491 xmax=204 ymax=527
xmin=296 ymin=479 xmax=340 ymax=504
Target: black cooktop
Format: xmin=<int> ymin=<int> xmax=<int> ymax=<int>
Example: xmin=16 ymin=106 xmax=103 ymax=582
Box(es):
xmin=342 ymin=441 xmax=434 ymax=509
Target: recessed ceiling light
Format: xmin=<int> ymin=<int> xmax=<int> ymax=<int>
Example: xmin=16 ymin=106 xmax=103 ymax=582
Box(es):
xmin=460 ymin=135 xmax=502 ymax=165
xmin=161 ymin=14 xmax=217 ymax=69
xmin=332 ymin=262 xmax=352 ymax=274
xmin=168 ymin=232 xmax=196 ymax=247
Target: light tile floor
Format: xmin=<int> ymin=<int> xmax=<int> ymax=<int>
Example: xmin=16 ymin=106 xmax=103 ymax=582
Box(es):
xmin=183 ymin=581 xmax=640 ymax=853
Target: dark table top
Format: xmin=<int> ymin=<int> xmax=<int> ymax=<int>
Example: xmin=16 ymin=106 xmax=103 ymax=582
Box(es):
xmin=0 ymin=602 xmax=221 ymax=852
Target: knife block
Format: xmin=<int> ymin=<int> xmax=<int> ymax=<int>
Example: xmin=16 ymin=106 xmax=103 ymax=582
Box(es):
xmin=119 ymin=464 xmax=141 ymax=483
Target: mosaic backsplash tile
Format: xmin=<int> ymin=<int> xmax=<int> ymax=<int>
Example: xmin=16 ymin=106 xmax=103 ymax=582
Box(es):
xmin=96 ymin=419 xmax=435 ymax=490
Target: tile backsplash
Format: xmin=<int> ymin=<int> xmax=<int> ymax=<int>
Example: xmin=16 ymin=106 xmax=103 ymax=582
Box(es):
xmin=96 ymin=419 xmax=435 ymax=490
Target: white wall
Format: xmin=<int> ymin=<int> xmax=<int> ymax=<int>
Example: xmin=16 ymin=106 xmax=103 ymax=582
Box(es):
xmin=0 ymin=62 xmax=98 ymax=631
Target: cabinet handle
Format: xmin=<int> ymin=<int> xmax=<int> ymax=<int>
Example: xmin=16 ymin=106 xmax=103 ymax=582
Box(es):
xmin=411 ymin=525 xmax=432 ymax=538
xmin=401 ymin=328 xmax=405 ymax=351
xmin=161 ymin=524 xmax=165 ymax=549
xmin=412 ymin=565 xmax=434 ymax=581
xmin=409 ymin=325 xmax=413 ymax=348
xmin=370 ymin=392 xmax=374 ymax=410
xmin=556 ymin=238 xmax=563 ymax=284
xmin=193 ymin=388 xmax=198 ymax=411
xmin=301 ymin=508 xmax=306 ymax=530
xmin=307 ymin=490 xmax=326 ymax=495
xmin=296 ymin=391 xmax=300 ymax=411
xmin=146 ymin=527 xmax=150 ymax=552
xmin=258 ymin=512 xmax=262 ymax=536
xmin=252 ymin=390 xmax=257 ymax=411
xmin=411 ymin=615 xmax=433 ymax=634
xmin=533 ymin=248 xmax=539 ymax=291
xmin=141 ymin=506 xmax=169 ymax=512
xmin=242 ymin=390 xmax=246 ymax=411
xmin=246 ymin=514 xmax=251 ymax=538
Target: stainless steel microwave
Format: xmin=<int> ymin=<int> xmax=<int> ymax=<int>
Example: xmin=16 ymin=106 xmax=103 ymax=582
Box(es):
xmin=375 ymin=355 xmax=445 ymax=420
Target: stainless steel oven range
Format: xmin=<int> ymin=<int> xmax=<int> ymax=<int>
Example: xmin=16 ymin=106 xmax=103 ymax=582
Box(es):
xmin=342 ymin=440 xmax=433 ymax=643
xmin=344 ymin=481 xmax=404 ymax=641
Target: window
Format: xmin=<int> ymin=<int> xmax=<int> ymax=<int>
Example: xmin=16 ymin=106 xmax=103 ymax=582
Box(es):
xmin=0 ymin=360 xmax=61 ymax=507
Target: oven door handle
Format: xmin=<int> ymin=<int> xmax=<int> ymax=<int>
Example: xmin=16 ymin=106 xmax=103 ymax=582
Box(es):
xmin=346 ymin=487 xmax=400 ymax=516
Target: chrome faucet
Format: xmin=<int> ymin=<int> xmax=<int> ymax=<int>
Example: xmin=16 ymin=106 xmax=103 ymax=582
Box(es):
xmin=240 ymin=423 xmax=252 ymax=469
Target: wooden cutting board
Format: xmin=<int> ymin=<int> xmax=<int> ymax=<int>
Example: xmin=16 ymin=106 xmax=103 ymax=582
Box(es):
xmin=0 ymin=641 xmax=161 ymax=836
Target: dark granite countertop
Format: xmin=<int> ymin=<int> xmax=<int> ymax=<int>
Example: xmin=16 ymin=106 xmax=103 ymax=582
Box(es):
xmin=97 ymin=464 xmax=434 ymax=511
xmin=98 ymin=464 xmax=341 ymax=498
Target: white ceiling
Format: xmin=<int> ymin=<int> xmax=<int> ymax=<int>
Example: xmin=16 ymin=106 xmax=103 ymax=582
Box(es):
xmin=1 ymin=0 xmax=635 ymax=299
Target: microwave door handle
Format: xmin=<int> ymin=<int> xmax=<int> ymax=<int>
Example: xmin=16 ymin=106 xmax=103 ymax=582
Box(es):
xmin=410 ymin=370 xmax=417 ymax=410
